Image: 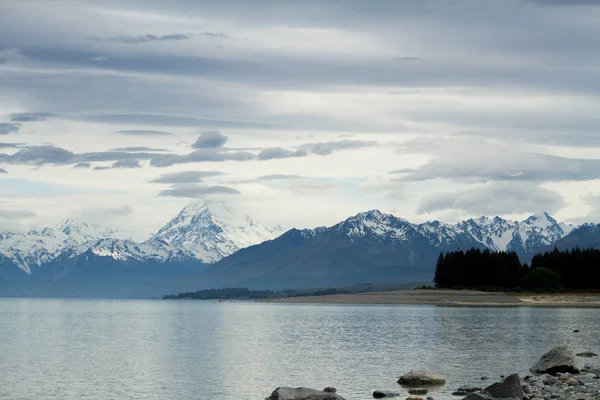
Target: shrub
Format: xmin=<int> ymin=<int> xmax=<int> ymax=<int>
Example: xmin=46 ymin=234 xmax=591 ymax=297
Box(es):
xmin=522 ymin=267 xmax=562 ymax=290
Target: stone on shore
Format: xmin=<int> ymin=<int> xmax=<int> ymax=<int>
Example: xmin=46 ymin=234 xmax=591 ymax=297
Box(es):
xmin=373 ymin=390 xmax=400 ymax=398
xmin=409 ymin=389 xmax=428 ymax=395
xmin=482 ymin=374 xmax=524 ymax=400
xmin=323 ymin=387 xmax=337 ymax=393
xmin=398 ymin=371 xmax=446 ymax=386
xmin=530 ymin=346 xmax=580 ymax=375
xmin=266 ymin=387 xmax=345 ymax=400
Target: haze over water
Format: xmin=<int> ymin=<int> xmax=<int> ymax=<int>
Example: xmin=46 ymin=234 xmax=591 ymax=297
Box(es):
xmin=1 ymin=299 xmax=598 ymax=400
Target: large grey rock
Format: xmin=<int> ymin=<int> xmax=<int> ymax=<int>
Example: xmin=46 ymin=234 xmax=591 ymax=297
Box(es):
xmin=530 ymin=346 xmax=580 ymax=375
xmin=483 ymin=374 xmax=524 ymax=400
xmin=463 ymin=394 xmax=492 ymax=400
xmin=398 ymin=371 xmax=446 ymax=386
xmin=373 ymin=390 xmax=400 ymax=398
xmin=266 ymin=387 xmax=345 ymax=400
xmin=577 ymin=352 xmax=599 ymax=358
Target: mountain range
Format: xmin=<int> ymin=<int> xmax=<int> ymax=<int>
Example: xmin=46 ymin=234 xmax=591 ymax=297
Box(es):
xmin=1 ymin=200 xmax=598 ymax=298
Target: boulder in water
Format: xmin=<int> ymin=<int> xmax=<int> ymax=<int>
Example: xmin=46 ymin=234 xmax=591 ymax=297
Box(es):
xmin=373 ymin=390 xmax=400 ymax=398
xmin=398 ymin=371 xmax=446 ymax=386
xmin=577 ymin=352 xmax=598 ymax=358
xmin=266 ymin=387 xmax=345 ymax=400
xmin=482 ymin=374 xmax=524 ymax=400
xmin=409 ymin=389 xmax=428 ymax=395
xmin=530 ymin=346 xmax=580 ymax=375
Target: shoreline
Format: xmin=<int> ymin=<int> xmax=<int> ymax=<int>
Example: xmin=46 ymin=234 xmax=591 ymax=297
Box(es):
xmin=258 ymin=289 xmax=600 ymax=307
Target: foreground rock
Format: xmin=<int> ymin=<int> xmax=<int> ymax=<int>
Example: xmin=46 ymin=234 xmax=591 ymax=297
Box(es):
xmin=266 ymin=387 xmax=345 ymax=400
xmin=373 ymin=390 xmax=400 ymax=398
xmin=398 ymin=371 xmax=446 ymax=386
xmin=482 ymin=374 xmax=524 ymax=400
xmin=530 ymin=346 xmax=580 ymax=375
xmin=521 ymin=371 xmax=600 ymax=400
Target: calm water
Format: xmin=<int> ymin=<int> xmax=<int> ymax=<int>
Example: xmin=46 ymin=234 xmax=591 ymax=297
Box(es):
xmin=1 ymin=299 xmax=599 ymax=400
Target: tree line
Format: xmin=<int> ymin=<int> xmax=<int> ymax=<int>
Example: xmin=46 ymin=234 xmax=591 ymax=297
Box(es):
xmin=434 ymin=247 xmax=600 ymax=290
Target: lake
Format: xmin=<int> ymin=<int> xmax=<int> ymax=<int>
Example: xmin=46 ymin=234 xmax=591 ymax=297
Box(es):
xmin=0 ymin=299 xmax=599 ymax=400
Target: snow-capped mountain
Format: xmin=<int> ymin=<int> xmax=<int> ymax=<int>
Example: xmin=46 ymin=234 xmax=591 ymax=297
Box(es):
xmin=145 ymin=200 xmax=275 ymax=263
xmin=421 ymin=212 xmax=574 ymax=254
xmin=0 ymin=219 xmax=115 ymax=273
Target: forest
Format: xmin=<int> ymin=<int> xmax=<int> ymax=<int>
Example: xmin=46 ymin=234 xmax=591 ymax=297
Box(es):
xmin=434 ymin=248 xmax=600 ymax=290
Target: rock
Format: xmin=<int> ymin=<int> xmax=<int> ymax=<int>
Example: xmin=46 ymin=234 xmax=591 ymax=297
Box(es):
xmin=406 ymin=397 xmax=422 ymax=400
xmin=426 ymin=397 xmax=434 ymax=400
xmin=452 ymin=391 xmax=469 ymax=396
xmin=409 ymin=389 xmax=428 ymax=395
xmin=530 ymin=346 xmax=580 ymax=375
xmin=463 ymin=393 xmax=492 ymax=400
xmin=577 ymin=353 xmax=599 ymax=358
xmin=458 ymin=385 xmax=482 ymax=393
xmin=481 ymin=377 xmax=489 ymax=381
xmin=574 ymin=330 xmax=580 ymax=333
xmin=266 ymin=387 xmax=345 ymax=400
xmin=323 ymin=388 xmax=337 ymax=393
xmin=567 ymin=378 xmax=580 ymax=386
xmin=373 ymin=390 xmax=400 ymax=398
xmin=398 ymin=371 xmax=446 ymax=386
xmin=483 ymin=374 xmax=524 ymax=400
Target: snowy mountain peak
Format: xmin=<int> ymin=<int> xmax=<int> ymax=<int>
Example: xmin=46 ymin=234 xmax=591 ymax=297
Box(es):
xmin=148 ymin=200 xmax=274 ymax=263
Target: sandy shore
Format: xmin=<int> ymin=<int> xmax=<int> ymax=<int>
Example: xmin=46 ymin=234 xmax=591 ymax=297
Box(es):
xmin=259 ymin=289 xmax=600 ymax=307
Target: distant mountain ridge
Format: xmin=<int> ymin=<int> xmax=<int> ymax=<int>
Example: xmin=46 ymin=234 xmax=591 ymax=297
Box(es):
xmin=0 ymin=203 xmax=596 ymax=298
xmin=193 ymin=210 xmax=579 ymax=291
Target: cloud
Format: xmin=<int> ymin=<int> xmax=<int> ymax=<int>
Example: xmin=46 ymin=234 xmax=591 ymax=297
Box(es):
xmin=525 ymin=0 xmax=600 ymax=6
xmin=0 ymin=209 xmax=36 ymax=220
xmin=150 ymin=149 xmax=255 ymax=167
xmin=93 ymin=166 xmax=110 ymax=170
xmin=158 ymin=184 xmax=240 ymax=198
xmin=110 ymin=146 xmax=170 ymax=152
xmin=394 ymin=57 xmax=423 ymax=61
xmin=417 ymin=182 xmax=565 ymax=215
xmin=393 ymin=137 xmax=600 ymax=183
xmin=79 ymin=205 xmax=133 ymax=219
xmin=0 ymin=142 xmax=25 ymax=149
xmin=200 ymin=32 xmax=228 ymax=38
xmin=72 ymin=162 xmax=91 ymax=169
xmin=91 ymin=33 xmax=193 ymax=44
xmin=191 ymin=130 xmax=228 ymax=149
xmin=257 ymin=174 xmax=304 ymax=181
xmin=150 ymin=170 xmax=225 ymax=184
xmin=299 ymin=140 xmax=378 ymax=156
xmin=6 ymin=145 xmax=76 ymax=165
xmin=111 ymin=159 xmax=142 ymax=169
xmin=258 ymin=147 xmax=307 ymax=160
xmin=0 ymin=123 xmax=21 ymax=135
xmin=9 ymin=112 xmax=55 ymax=122
xmin=0 ymin=168 xmax=6 ymax=174
xmin=115 ymin=130 xmax=174 ymax=136
xmin=0 ymin=48 xmax=23 ymax=64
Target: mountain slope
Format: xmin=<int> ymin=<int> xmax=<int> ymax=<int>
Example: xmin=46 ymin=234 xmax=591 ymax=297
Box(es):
xmin=195 ymin=211 xmax=577 ymax=291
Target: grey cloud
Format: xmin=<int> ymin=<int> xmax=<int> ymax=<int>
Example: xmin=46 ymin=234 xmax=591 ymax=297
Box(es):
xmin=9 ymin=112 xmax=55 ymax=122
xmin=150 ymin=149 xmax=255 ymax=167
xmin=192 ymin=130 xmax=228 ymax=149
xmin=110 ymin=146 xmax=170 ymax=152
xmin=393 ymin=137 xmax=600 ymax=183
xmin=7 ymin=145 xmax=76 ymax=165
xmin=158 ymin=184 xmax=240 ymax=198
xmin=394 ymin=57 xmax=423 ymax=61
xmin=0 ymin=209 xmax=36 ymax=220
xmin=200 ymin=32 xmax=228 ymax=38
xmin=73 ymin=162 xmax=91 ymax=169
xmin=0 ymin=142 xmax=25 ymax=149
xmin=93 ymin=166 xmax=110 ymax=170
xmin=92 ymin=33 xmax=193 ymax=44
xmin=116 ymin=130 xmax=174 ymax=136
xmin=0 ymin=123 xmax=21 ymax=135
xmin=258 ymin=174 xmax=304 ymax=180
xmin=150 ymin=170 xmax=225 ymax=184
xmin=526 ymin=0 xmax=600 ymax=6
xmin=300 ymin=140 xmax=378 ymax=156
xmin=111 ymin=159 xmax=142 ymax=169
xmin=258 ymin=147 xmax=307 ymax=160
xmin=417 ymin=182 xmax=565 ymax=215
xmin=0 ymin=168 xmax=6 ymax=174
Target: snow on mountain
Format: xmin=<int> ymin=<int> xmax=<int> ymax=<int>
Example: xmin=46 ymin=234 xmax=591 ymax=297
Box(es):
xmin=334 ymin=210 xmax=414 ymax=241
xmin=145 ymin=200 xmax=275 ymax=263
xmin=0 ymin=219 xmax=115 ymax=273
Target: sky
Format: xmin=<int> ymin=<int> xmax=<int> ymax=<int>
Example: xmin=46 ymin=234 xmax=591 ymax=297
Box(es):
xmin=1 ymin=0 xmax=600 ymax=239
